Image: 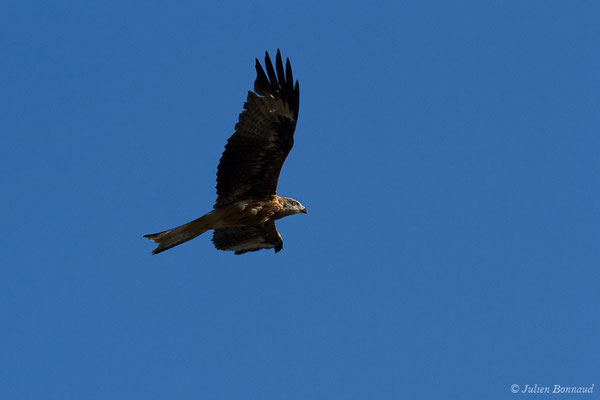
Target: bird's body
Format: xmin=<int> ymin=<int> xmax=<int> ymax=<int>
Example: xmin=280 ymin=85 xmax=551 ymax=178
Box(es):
xmin=145 ymin=50 xmax=306 ymax=255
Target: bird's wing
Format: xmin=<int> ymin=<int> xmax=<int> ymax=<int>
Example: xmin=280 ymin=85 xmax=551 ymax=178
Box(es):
xmin=214 ymin=50 xmax=299 ymax=208
xmin=212 ymin=221 xmax=283 ymax=255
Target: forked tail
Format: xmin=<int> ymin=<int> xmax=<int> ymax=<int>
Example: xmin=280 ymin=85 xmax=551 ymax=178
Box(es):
xmin=144 ymin=215 xmax=211 ymax=254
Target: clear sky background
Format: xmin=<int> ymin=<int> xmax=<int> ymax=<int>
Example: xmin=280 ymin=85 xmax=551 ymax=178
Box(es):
xmin=2 ymin=1 xmax=599 ymax=399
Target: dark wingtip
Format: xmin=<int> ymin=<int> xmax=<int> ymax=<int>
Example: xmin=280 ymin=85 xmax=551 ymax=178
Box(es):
xmin=275 ymin=50 xmax=285 ymax=88
xmin=274 ymin=242 xmax=283 ymax=253
xmin=285 ymin=58 xmax=293 ymax=91
xmin=254 ymin=57 xmax=270 ymax=95
xmin=263 ymin=51 xmax=277 ymax=88
xmin=252 ymin=50 xmax=299 ymax=117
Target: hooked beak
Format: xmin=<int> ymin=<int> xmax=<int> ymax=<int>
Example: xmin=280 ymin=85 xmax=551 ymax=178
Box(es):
xmin=301 ymin=207 xmax=308 ymax=214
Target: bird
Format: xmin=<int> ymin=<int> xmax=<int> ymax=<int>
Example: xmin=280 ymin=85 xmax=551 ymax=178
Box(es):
xmin=144 ymin=50 xmax=306 ymax=255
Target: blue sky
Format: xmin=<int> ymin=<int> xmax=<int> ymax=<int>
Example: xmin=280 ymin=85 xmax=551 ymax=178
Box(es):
xmin=2 ymin=1 xmax=599 ymax=399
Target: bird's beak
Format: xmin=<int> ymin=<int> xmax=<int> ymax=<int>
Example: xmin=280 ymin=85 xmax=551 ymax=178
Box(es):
xmin=302 ymin=207 xmax=308 ymax=214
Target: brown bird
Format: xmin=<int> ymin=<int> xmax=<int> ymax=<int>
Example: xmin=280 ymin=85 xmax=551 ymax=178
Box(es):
xmin=145 ymin=50 xmax=306 ymax=255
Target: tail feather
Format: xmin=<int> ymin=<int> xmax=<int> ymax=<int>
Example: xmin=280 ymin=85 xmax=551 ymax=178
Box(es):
xmin=144 ymin=215 xmax=211 ymax=254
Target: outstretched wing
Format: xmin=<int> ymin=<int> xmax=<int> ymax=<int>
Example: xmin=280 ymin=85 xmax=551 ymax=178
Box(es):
xmin=212 ymin=221 xmax=283 ymax=255
xmin=214 ymin=50 xmax=300 ymax=208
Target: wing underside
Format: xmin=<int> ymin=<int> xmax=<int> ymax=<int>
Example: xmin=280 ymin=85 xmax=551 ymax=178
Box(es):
xmin=212 ymin=221 xmax=283 ymax=255
xmin=214 ymin=50 xmax=300 ymax=208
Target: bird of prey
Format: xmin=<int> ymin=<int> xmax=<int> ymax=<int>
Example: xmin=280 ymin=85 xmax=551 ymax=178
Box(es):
xmin=145 ymin=50 xmax=306 ymax=255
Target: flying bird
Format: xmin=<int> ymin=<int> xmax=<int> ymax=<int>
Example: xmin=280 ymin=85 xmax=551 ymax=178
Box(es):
xmin=145 ymin=50 xmax=306 ymax=255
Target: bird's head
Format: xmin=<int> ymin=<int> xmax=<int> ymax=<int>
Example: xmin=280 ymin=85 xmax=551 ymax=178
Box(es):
xmin=280 ymin=197 xmax=308 ymax=216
